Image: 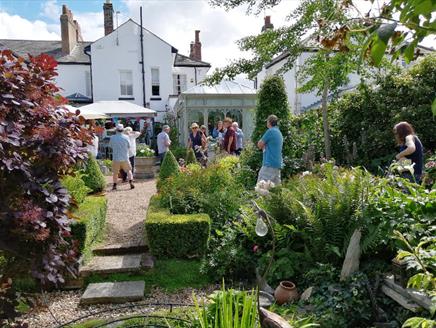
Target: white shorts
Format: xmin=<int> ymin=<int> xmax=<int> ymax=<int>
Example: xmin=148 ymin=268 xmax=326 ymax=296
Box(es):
xmin=257 ymin=166 xmax=281 ymax=185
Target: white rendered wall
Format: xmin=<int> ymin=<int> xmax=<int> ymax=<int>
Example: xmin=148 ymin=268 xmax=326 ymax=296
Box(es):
xmin=56 ymin=64 xmax=91 ymax=97
xmin=91 ymin=20 xmax=174 ymax=122
xmin=172 ymin=66 xmax=209 ymax=93
xmin=256 ymin=51 xmax=362 ymax=113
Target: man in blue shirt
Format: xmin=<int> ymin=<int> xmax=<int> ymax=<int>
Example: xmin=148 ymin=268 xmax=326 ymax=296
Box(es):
xmin=257 ymin=115 xmax=283 ymax=185
xmin=109 ymin=124 xmax=135 ymax=190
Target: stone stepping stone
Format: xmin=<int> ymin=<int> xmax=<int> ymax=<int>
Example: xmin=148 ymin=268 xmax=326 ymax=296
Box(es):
xmin=93 ymin=242 xmax=148 ymax=256
xmin=80 ymin=281 xmax=145 ymax=305
xmin=80 ymin=254 xmax=147 ymax=277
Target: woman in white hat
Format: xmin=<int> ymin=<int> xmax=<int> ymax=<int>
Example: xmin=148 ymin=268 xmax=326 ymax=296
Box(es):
xmin=187 ymin=122 xmax=206 ymax=160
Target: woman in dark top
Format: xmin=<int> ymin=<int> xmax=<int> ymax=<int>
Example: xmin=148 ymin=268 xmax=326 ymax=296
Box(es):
xmin=393 ymin=121 xmax=424 ymax=182
xmin=187 ymin=122 xmax=206 ymax=160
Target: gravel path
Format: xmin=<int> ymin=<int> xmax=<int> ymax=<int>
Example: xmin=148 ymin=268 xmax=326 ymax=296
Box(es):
xmin=20 ymin=285 xmax=218 ymax=328
xmin=103 ymin=176 xmax=156 ymax=246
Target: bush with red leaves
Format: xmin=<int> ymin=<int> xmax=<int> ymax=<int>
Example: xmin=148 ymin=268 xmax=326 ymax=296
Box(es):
xmin=0 ymin=50 xmax=90 ymax=288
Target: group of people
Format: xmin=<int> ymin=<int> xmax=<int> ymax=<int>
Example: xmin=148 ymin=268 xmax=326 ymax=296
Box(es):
xmin=184 ymin=117 xmax=246 ymax=163
xmin=108 ymin=114 xmax=424 ymax=191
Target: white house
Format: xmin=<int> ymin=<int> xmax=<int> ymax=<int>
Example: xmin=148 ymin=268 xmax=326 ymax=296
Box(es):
xmin=0 ymin=1 xmax=211 ymax=122
xmin=255 ymin=16 xmax=434 ymax=114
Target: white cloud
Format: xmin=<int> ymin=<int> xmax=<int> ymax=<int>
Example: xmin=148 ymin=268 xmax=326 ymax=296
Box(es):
xmin=121 ymin=0 xmax=299 ymax=70
xmin=42 ymin=0 xmax=60 ymax=21
xmin=0 ymin=11 xmax=59 ymax=40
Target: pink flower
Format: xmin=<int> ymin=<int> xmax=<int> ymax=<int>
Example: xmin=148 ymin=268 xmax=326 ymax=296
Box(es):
xmin=253 ymin=245 xmax=259 ymax=253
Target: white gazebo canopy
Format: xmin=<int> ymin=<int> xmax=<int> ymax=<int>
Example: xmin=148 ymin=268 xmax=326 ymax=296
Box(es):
xmin=63 ymin=105 xmax=109 ymax=120
xmin=79 ymin=101 xmax=156 ymax=118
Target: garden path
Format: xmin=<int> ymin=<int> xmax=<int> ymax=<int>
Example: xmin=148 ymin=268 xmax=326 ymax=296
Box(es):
xmin=102 ymin=177 xmax=156 ymax=247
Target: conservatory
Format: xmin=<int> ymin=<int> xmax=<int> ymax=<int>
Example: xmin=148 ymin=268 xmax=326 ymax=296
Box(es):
xmin=174 ymin=81 xmax=257 ymax=145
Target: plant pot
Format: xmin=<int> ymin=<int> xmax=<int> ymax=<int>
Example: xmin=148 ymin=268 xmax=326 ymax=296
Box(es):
xmin=135 ymin=156 xmax=156 ymax=179
xmin=274 ymin=281 xmax=298 ymax=305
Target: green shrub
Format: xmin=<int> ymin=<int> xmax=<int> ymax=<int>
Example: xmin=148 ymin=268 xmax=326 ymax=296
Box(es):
xmin=330 ymin=54 xmax=436 ymax=170
xmin=82 ymin=155 xmax=106 ymax=193
xmin=185 ymin=147 xmax=197 ymax=164
xmin=157 ymin=151 xmax=179 ymax=191
xmin=159 ymin=162 xmax=244 ymax=228
xmin=170 ymin=146 xmax=187 ymax=161
xmin=145 ymin=195 xmax=211 ymax=258
xmin=70 ymin=195 xmax=107 ymax=261
xmin=61 ymin=174 xmax=91 ymax=204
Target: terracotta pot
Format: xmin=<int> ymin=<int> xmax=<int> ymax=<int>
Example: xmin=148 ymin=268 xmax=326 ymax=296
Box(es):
xmin=274 ymin=281 xmax=298 ymax=305
xmin=135 ymin=156 xmax=156 ymax=179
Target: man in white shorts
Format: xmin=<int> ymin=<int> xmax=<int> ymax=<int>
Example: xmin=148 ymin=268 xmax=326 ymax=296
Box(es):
xmin=109 ymin=124 xmax=135 ymax=190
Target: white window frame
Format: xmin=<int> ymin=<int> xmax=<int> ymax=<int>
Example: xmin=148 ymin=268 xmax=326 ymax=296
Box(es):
xmin=151 ymin=67 xmax=160 ymax=96
xmin=119 ymin=70 xmax=133 ymax=97
xmin=173 ymin=74 xmax=187 ymax=95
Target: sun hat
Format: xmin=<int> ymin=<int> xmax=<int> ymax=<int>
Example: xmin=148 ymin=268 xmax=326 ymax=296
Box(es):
xmin=116 ymin=123 xmax=124 ymax=131
xmin=191 ymin=122 xmax=199 ymax=129
xmin=124 ymin=126 xmax=133 ymax=133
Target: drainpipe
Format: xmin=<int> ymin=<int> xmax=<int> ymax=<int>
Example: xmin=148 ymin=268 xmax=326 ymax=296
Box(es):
xmin=194 ymin=67 xmax=198 ymax=85
xmin=140 ymin=6 xmax=146 ymax=107
xmin=84 ymin=45 xmax=94 ymax=102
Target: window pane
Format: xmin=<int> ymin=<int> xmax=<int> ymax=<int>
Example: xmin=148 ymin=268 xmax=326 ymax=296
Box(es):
xmin=120 ymin=70 xmax=133 ymax=96
xmin=126 ymin=85 xmax=133 ymax=96
xmin=152 ymin=85 xmax=160 ymax=96
xmin=151 ymin=68 xmax=159 ymax=84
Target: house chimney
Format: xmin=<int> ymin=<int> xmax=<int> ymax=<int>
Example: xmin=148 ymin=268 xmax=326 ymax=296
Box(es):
xmin=261 ymin=15 xmax=274 ymax=32
xmin=103 ymin=0 xmax=114 ymax=36
xmin=60 ymin=5 xmax=80 ymax=54
xmin=189 ymin=30 xmax=202 ymax=61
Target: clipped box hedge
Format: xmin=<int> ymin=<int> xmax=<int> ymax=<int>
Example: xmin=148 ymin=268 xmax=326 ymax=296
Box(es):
xmin=71 ymin=195 xmax=107 ymax=261
xmin=145 ymin=195 xmax=210 ymax=258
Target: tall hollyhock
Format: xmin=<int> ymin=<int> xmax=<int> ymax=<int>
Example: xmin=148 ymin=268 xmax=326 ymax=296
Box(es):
xmin=0 ymin=50 xmax=91 ymax=287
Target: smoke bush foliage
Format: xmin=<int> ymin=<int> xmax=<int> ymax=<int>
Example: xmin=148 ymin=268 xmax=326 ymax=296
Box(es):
xmin=0 ymin=50 xmax=91 ymax=288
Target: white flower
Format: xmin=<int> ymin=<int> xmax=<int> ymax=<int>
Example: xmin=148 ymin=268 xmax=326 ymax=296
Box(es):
xmin=302 ymin=171 xmax=311 ymax=176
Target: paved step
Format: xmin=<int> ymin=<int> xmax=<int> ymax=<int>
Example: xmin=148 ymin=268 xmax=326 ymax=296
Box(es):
xmin=93 ymin=242 xmax=148 ymax=256
xmin=79 ymin=254 xmax=154 ymax=277
xmin=80 ymin=281 xmax=145 ymax=305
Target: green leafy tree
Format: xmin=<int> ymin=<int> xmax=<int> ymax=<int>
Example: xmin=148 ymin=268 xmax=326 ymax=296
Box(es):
xmin=82 ymin=155 xmax=106 ymax=193
xmin=158 ymin=151 xmax=179 ymax=182
xmin=185 ymin=148 xmax=197 ymax=165
xmin=252 ymin=76 xmax=291 ymax=143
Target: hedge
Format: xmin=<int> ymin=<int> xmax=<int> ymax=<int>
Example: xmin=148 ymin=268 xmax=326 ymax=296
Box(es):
xmin=71 ymin=195 xmax=107 ymax=261
xmin=145 ymin=195 xmax=210 ymax=258
xmin=82 ymin=155 xmax=106 ymax=193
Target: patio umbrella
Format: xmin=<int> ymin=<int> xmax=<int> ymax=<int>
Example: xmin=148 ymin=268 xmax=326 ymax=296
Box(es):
xmin=77 ymin=101 xmax=157 ymax=118
xmin=63 ymin=105 xmax=109 ymax=120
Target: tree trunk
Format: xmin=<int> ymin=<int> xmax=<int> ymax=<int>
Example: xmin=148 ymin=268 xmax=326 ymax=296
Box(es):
xmin=321 ymin=83 xmax=332 ymax=160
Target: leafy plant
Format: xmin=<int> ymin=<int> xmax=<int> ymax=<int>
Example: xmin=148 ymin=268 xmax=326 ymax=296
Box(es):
xmin=0 ymin=50 xmax=90 ymax=323
xmin=136 ymin=144 xmax=155 ymax=157
xmin=0 ymin=51 xmax=90 ymax=282
xmin=157 ymin=150 xmax=179 ymax=190
xmin=192 ymin=285 xmax=258 ymax=328
xmin=81 ymin=155 xmax=106 ymax=193
xmin=185 ymin=147 xmax=197 ymax=165
xmin=61 ymin=173 xmax=91 ymax=205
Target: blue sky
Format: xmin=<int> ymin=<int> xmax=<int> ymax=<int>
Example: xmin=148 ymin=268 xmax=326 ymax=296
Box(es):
xmin=0 ymin=0 xmax=434 ymax=70
xmin=0 ymin=0 xmax=126 ymax=20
